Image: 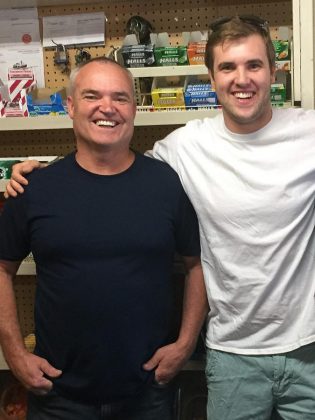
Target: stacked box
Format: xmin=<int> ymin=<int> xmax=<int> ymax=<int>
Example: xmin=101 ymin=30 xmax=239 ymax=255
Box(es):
xmin=27 ymin=88 xmax=67 ymax=116
xmin=151 ymin=76 xmax=185 ymax=108
xmin=187 ymin=41 xmax=207 ymax=65
xmin=184 ymin=79 xmax=217 ymax=108
xmin=121 ymin=44 xmax=155 ymax=68
xmin=7 ymin=66 xmax=36 ymax=103
xmin=154 ymin=46 xmax=188 ymax=66
xmin=270 ymin=83 xmax=286 ymax=105
xmin=272 ymin=40 xmax=290 ymax=61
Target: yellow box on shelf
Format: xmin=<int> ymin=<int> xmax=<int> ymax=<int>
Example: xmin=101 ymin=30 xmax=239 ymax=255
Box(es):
xmin=151 ymin=76 xmax=185 ymax=109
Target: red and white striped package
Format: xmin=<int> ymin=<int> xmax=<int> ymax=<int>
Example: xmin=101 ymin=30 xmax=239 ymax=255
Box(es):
xmin=7 ymin=77 xmax=36 ymax=103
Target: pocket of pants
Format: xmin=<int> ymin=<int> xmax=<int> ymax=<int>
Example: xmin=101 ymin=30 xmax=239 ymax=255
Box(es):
xmin=205 ymin=349 xmax=221 ymax=380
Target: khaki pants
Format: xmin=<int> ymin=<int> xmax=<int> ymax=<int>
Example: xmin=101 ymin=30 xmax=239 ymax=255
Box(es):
xmin=206 ymin=342 xmax=315 ymax=420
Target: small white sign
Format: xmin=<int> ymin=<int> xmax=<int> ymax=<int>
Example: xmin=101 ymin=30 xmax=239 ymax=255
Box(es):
xmin=43 ymin=12 xmax=105 ymax=47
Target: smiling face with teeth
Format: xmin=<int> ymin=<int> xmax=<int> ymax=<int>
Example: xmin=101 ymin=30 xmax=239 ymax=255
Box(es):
xmin=210 ymin=34 xmax=276 ymax=134
xmin=67 ymin=60 xmax=137 ymax=159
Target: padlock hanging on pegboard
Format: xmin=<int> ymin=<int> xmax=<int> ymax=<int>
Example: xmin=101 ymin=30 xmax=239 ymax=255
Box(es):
xmin=52 ymin=40 xmax=69 ymax=73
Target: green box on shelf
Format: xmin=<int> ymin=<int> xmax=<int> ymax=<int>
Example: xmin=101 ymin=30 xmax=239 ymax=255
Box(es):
xmin=272 ymin=40 xmax=290 ymax=61
xmin=0 ymin=160 xmax=21 ymax=180
xmin=270 ymin=83 xmax=286 ymax=103
xmin=154 ymin=46 xmax=188 ymax=66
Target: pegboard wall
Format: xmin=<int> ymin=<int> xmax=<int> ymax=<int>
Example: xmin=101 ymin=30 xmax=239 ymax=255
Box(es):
xmin=0 ymin=0 xmax=292 ymax=158
xmin=39 ymin=0 xmax=292 ymax=91
xmin=0 ymin=0 xmax=292 ymax=372
xmin=13 ymin=277 xmax=36 ymax=337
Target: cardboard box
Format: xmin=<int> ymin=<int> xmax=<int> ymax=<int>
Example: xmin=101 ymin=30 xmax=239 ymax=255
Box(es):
xmin=27 ymin=88 xmax=67 ymax=116
xmin=154 ymin=46 xmax=188 ymax=66
xmin=120 ymin=34 xmax=155 ymax=68
xmin=0 ymin=160 xmax=22 ymax=179
xmin=275 ymin=60 xmax=290 ymax=71
xmin=187 ymin=41 xmax=207 ymax=65
xmin=151 ymin=76 xmax=185 ymax=108
xmin=272 ymin=40 xmax=290 ymax=61
xmin=184 ymin=77 xmax=217 ymax=108
xmin=270 ymin=83 xmax=286 ymax=103
xmin=153 ymin=33 xmax=188 ymax=66
xmin=7 ymin=65 xmax=36 ymax=103
xmin=1 ymin=88 xmax=29 ymax=117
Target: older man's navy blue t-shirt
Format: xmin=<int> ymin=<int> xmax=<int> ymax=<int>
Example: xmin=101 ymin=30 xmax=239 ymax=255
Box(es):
xmin=0 ymin=152 xmax=200 ymax=404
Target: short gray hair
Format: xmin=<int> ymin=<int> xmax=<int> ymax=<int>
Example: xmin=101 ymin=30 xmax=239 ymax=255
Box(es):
xmin=68 ymin=57 xmax=135 ymax=98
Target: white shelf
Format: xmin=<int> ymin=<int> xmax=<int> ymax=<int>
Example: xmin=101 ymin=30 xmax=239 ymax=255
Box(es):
xmin=0 ymin=103 xmax=293 ymax=130
xmin=0 ymin=108 xmax=219 ymax=131
xmin=0 ymin=115 xmax=72 ymax=131
xmin=135 ymin=108 xmax=219 ymax=125
xmin=129 ymin=65 xmax=208 ymax=78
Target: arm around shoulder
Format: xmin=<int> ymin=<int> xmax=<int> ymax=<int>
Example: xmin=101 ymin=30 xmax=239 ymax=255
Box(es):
xmin=4 ymin=160 xmax=46 ymax=198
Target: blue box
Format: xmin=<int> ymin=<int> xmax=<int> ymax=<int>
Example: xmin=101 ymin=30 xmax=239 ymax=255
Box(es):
xmin=184 ymin=78 xmax=217 ymax=108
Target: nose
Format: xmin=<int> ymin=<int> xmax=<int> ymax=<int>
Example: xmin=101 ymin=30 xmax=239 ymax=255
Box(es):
xmin=99 ymin=96 xmax=115 ymax=113
xmin=234 ymin=68 xmax=250 ymax=85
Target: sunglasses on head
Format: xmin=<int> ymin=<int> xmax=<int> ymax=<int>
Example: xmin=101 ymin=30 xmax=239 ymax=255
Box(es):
xmin=209 ymin=15 xmax=269 ymax=33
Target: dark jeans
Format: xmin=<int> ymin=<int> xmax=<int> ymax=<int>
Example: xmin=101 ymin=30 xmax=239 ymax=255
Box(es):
xmin=27 ymin=382 xmax=176 ymax=420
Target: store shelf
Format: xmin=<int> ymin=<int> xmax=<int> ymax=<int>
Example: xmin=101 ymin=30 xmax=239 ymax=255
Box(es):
xmin=0 ymin=115 xmax=72 ymax=131
xmin=129 ymin=65 xmax=208 ymax=78
xmin=135 ymin=108 xmax=219 ymax=125
xmin=0 ymin=108 xmax=220 ymax=131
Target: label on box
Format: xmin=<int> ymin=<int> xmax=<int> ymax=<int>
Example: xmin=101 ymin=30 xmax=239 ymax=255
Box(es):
xmin=272 ymin=40 xmax=290 ymax=61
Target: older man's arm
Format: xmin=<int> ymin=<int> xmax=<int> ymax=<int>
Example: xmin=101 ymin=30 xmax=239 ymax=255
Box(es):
xmin=0 ymin=260 xmax=62 ymax=394
xmin=143 ymin=256 xmax=208 ymax=384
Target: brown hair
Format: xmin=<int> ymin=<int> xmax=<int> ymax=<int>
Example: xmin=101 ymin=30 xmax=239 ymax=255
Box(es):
xmin=205 ymin=16 xmax=276 ymax=77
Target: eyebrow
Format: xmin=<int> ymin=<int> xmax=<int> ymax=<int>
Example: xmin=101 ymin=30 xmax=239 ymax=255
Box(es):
xmin=81 ymin=89 xmax=99 ymax=95
xmin=80 ymin=89 xmax=131 ymax=98
xmin=217 ymin=58 xmax=265 ymax=69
